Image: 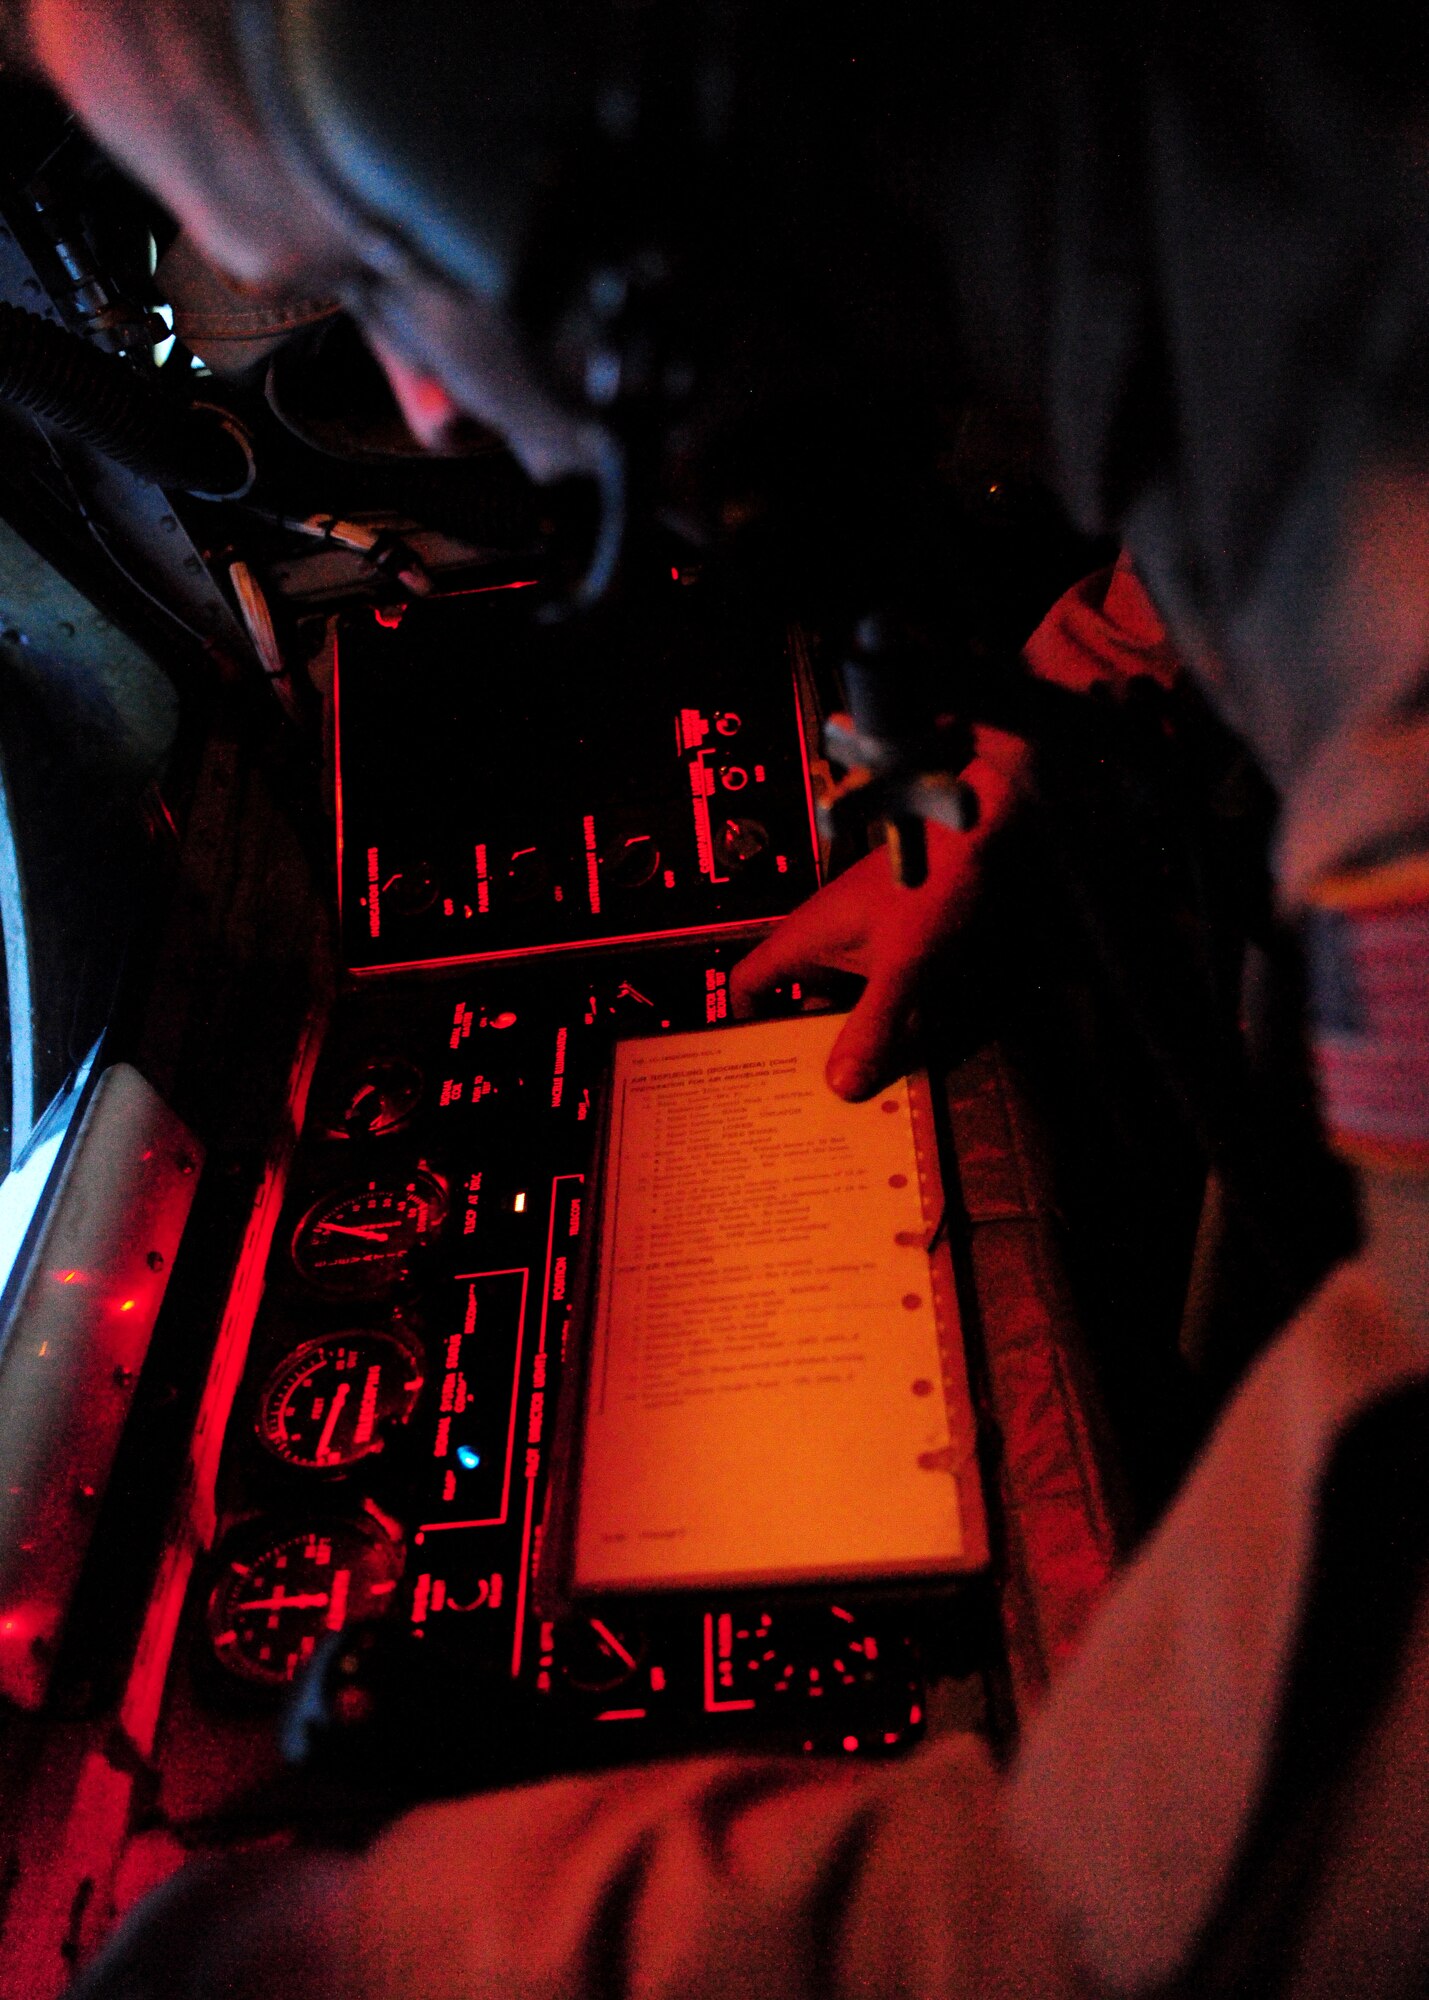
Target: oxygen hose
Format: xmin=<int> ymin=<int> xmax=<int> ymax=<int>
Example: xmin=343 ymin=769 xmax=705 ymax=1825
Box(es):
xmin=0 ymin=300 xmax=254 ymax=499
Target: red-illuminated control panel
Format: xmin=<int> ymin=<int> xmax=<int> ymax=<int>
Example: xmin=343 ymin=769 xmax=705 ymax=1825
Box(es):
xmin=142 ymin=579 xmax=975 ymax=1815
xmin=172 ymin=947 xmax=930 ymax=1782
xmin=335 ymin=578 xmax=823 ymax=974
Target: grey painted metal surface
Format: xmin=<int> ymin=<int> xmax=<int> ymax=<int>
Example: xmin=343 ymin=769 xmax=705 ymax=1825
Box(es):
xmin=0 ymin=1062 xmax=202 ymax=1709
xmin=0 ymin=215 xmax=255 ymax=674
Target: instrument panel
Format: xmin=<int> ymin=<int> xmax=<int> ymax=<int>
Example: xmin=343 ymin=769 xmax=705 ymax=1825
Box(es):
xmin=159 ymin=576 xmax=957 ymax=1803
xmin=192 ymin=944 xmax=927 ymax=1760
xmin=334 ymin=582 xmax=823 ymax=973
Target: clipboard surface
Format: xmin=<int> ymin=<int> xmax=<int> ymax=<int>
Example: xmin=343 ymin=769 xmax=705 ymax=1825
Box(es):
xmin=551 ymin=1013 xmax=988 ymax=1599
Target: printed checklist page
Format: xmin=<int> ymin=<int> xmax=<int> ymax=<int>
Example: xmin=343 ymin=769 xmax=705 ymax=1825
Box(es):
xmin=573 ymin=1012 xmax=986 ymax=1593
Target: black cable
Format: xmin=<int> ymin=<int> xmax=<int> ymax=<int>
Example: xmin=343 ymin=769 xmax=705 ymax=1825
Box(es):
xmin=0 ymin=301 xmax=252 ymax=498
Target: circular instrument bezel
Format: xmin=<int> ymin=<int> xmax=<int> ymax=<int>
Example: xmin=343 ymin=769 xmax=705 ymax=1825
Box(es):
xmin=557 ymin=1615 xmax=649 ymax=1694
xmin=290 ymin=1168 xmax=448 ymax=1300
xmin=254 ymin=1324 xmax=427 ymax=1472
xmin=204 ymin=1513 xmax=405 ymax=1691
xmin=316 ymin=1056 xmax=426 ymax=1141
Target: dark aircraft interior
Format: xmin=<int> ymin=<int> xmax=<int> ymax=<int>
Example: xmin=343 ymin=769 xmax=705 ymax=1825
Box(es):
xmin=0 ymin=61 xmax=1356 ymax=1996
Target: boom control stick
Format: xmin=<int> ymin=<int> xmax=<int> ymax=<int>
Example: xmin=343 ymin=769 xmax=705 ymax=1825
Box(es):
xmin=820 ymin=615 xmax=982 ymax=888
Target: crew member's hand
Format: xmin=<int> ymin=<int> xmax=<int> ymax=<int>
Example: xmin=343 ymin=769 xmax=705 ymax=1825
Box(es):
xmin=730 ymin=725 xmax=1031 ymax=1100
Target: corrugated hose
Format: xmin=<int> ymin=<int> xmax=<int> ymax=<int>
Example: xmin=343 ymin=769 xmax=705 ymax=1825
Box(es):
xmin=0 ymin=300 xmax=253 ymax=499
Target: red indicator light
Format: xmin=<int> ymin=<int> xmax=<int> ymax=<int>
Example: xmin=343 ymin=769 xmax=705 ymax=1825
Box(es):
xmin=842 ymin=1735 xmax=859 ymax=1752
xmin=670 ymin=567 xmax=679 ymax=581
xmin=582 ymin=817 xmax=601 ymax=915
xmin=702 ymin=1612 xmax=756 ymax=1712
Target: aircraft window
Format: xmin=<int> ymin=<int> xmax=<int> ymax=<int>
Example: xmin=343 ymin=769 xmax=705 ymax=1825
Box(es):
xmin=0 ymin=752 xmax=21 ymax=1168
xmin=0 ymin=735 xmax=112 ymax=1313
xmin=0 ymin=518 xmax=179 ymax=1310
xmin=0 ymin=1042 xmax=98 ymax=1327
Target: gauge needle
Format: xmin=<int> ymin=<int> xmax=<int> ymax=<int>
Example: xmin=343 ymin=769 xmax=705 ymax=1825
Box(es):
xmin=325 ymin=1567 xmax=352 ymax=1631
xmin=313 ymin=1221 xmax=396 ymax=1241
xmin=315 ymin=1382 xmax=350 ymax=1461
xmin=235 ymin=1591 xmax=330 ymax=1612
xmin=589 ymin=1619 xmax=638 ymax=1670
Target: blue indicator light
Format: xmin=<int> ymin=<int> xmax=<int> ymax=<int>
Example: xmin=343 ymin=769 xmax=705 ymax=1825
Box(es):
xmin=456 ymin=1445 xmax=481 ymax=1470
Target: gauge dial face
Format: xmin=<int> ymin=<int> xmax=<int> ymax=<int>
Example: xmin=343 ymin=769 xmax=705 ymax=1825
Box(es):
xmin=291 ymin=1170 xmax=448 ymax=1298
xmin=713 ymin=816 xmax=769 ymax=870
xmin=558 ymin=1616 xmax=648 ymax=1694
xmin=320 ymin=1058 xmax=425 ymax=1140
xmin=382 ymin=861 xmax=438 ymax=916
xmin=206 ymin=1518 xmax=404 ymax=1688
xmin=598 ymin=833 xmax=661 ymax=889
xmin=255 ymin=1328 xmax=426 ymax=1470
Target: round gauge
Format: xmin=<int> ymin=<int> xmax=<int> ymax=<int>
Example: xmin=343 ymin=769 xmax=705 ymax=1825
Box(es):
xmin=206 ymin=1516 xmax=404 ymax=1689
xmin=255 ymin=1327 xmax=426 ymax=1470
xmin=558 ymin=1616 xmax=648 ymax=1694
xmin=291 ymin=1170 xmax=448 ymax=1298
xmin=320 ymin=1058 xmax=425 ymax=1140
xmin=502 ymin=846 xmax=549 ymax=904
xmin=598 ymin=833 xmax=661 ymax=889
xmin=382 ymin=861 xmax=438 ymax=917
xmin=714 ymin=816 xmax=769 ymax=870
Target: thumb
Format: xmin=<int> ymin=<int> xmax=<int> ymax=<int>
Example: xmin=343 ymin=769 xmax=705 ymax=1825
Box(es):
xmin=824 ymin=970 xmax=919 ymax=1102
